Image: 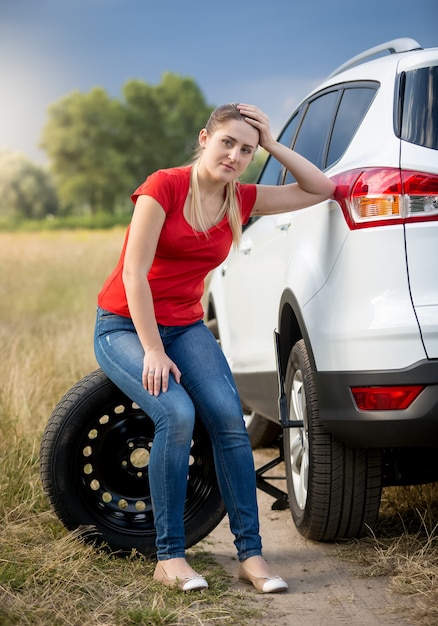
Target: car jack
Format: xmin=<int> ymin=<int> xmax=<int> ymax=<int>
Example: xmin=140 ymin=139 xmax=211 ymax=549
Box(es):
xmin=255 ymin=435 xmax=289 ymax=510
xmin=255 ymin=331 xmax=305 ymax=510
xmin=274 ymin=330 xmax=304 ymax=430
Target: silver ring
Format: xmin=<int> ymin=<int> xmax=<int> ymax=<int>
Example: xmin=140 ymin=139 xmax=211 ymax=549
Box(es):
xmin=148 ymin=370 xmax=155 ymax=375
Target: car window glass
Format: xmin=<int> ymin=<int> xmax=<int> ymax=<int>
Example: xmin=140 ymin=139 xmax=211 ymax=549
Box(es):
xmin=285 ymin=91 xmax=339 ymax=183
xmin=258 ymin=109 xmax=302 ymax=185
xmin=401 ymin=66 xmax=438 ymax=150
xmin=327 ymin=87 xmax=376 ymax=167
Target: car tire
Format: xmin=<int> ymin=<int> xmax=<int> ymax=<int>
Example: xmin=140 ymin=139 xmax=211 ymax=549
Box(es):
xmin=283 ymin=340 xmax=383 ymax=541
xmin=40 ymin=369 xmax=226 ymax=557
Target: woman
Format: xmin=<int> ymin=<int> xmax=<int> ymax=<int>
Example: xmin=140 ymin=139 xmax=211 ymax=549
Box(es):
xmin=94 ymin=103 xmax=335 ymax=593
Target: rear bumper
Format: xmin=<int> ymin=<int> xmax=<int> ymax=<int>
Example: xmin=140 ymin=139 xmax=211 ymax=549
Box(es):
xmin=315 ymin=359 xmax=438 ymax=448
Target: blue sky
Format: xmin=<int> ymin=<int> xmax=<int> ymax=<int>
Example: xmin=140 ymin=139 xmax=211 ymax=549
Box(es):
xmin=0 ymin=0 xmax=436 ymax=164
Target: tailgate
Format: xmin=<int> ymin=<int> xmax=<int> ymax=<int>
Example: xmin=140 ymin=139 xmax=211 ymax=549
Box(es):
xmin=401 ymin=143 xmax=438 ymax=358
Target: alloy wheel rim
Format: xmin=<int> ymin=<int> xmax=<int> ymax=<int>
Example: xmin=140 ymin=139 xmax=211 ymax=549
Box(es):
xmin=288 ymin=369 xmax=309 ymax=510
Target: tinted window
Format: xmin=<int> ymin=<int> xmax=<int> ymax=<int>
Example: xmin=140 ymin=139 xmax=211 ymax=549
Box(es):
xmin=326 ymin=87 xmax=376 ymax=167
xmin=292 ymin=91 xmax=339 ymax=169
xmin=401 ymin=66 xmax=438 ymax=150
xmin=258 ymin=109 xmax=302 ymax=185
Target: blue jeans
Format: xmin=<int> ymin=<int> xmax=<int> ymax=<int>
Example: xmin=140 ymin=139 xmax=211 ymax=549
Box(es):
xmin=94 ymin=307 xmax=262 ymax=561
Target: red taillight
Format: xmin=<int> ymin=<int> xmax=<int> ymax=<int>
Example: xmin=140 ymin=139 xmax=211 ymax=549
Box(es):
xmin=402 ymin=171 xmax=438 ymax=220
xmin=351 ymin=385 xmax=425 ymax=411
xmin=332 ymin=168 xmax=438 ymax=229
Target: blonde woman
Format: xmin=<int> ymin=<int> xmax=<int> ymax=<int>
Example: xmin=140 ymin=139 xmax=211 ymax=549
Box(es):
xmin=94 ymin=103 xmax=335 ymax=592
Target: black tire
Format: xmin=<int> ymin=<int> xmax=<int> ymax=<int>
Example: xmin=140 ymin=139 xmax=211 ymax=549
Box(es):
xmin=40 ymin=369 xmax=226 ymax=557
xmin=283 ymin=340 xmax=383 ymax=541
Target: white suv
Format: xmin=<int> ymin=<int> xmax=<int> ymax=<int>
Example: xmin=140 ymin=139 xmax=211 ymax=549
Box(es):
xmin=206 ymin=39 xmax=438 ymax=541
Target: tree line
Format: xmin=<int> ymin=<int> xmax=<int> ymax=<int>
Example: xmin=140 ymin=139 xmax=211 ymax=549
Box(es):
xmin=0 ymin=73 xmax=265 ymax=224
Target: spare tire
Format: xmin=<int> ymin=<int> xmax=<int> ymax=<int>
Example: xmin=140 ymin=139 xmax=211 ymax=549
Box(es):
xmin=40 ymin=369 xmax=226 ymax=557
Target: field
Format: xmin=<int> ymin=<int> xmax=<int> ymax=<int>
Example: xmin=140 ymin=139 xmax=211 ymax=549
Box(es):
xmin=0 ymin=230 xmax=437 ymax=625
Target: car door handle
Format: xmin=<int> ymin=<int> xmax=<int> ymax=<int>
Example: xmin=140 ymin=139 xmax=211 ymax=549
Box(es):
xmin=239 ymin=241 xmax=252 ymax=255
xmin=276 ymin=222 xmax=291 ymax=232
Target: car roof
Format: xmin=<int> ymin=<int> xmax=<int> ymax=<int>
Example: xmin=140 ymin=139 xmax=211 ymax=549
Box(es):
xmin=309 ymin=38 xmax=437 ymax=95
xmin=327 ymin=38 xmax=422 ymax=78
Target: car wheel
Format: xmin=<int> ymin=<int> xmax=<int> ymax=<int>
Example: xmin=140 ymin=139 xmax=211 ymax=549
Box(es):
xmin=40 ymin=369 xmax=226 ymax=557
xmin=283 ymin=340 xmax=383 ymax=541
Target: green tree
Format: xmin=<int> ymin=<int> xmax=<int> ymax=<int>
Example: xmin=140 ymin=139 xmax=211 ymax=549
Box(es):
xmin=0 ymin=150 xmax=58 ymax=221
xmin=154 ymin=73 xmax=214 ymax=167
xmin=40 ymin=75 xmax=214 ymax=215
xmin=121 ymin=74 xmax=213 ymax=185
xmin=239 ymin=150 xmax=268 ymax=183
xmin=121 ymin=80 xmax=167 ymax=187
xmin=40 ymin=88 xmax=129 ymax=215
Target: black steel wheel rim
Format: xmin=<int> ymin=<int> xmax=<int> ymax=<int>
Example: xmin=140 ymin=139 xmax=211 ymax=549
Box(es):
xmin=70 ymin=392 xmax=216 ymax=539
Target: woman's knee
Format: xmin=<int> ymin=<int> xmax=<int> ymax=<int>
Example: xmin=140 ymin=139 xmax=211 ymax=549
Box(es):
xmin=154 ymin=403 xmax=196 ymax=444
xmin=198 ymin=399 xmax=246 ymax=441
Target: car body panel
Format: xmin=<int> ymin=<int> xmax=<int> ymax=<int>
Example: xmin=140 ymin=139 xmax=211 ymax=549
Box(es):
xmin=302 ymin=225 xmax=427 ymax=371
xmin=217 ymin=199 xmax=350 ymax=374
xmin=400 ymin=141 xmax=438 ymax=358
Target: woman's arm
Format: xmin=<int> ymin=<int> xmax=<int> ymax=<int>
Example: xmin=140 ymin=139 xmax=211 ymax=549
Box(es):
xmin=237 ymin=104 xmax=336 ymax=216
xmin=122 ymin=194 xmax=181 ymax=395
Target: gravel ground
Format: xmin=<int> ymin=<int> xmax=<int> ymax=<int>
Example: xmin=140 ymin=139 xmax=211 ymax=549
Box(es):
xmin=200 ymin=448 xmax=414 ymax=626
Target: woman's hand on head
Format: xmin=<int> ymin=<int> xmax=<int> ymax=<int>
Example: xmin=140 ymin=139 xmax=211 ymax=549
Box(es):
xmin=142 ymin=350 xmax=181 ymax=396
xmin=237 ymin=103 xmax=275 ymax=151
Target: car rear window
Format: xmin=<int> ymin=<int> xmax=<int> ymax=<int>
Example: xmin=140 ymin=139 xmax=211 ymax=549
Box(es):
xmin=284 ymin=84 xmax=376 ymax=184
xmin=326 ymin=87 xmax=376 ymax=166
xmin=401 ymin=66 xmax=438 ymax=150
xmin=291 ymin=91 xmax=339 ymax=170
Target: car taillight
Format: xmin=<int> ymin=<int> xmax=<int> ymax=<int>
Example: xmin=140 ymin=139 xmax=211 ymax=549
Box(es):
xmin=351 ymin=385 xmax=425 ymax=411
xmin=332 ymin=168 xmax=438 ymax=229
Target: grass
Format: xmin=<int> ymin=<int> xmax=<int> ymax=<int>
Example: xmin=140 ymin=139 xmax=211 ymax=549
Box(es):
xmin=0 ymin=522 xmax=249 ymax=625
xmin=339 ymin=483 xmax=438 ymax=625
xmin=0 ymin=230 xmax=437 ymax=624
xmin=0 ymin=230 xmax=261 ymax=625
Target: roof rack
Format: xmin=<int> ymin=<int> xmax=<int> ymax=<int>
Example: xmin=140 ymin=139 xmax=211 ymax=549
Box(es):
xmin=327 ymin=38 xmax=422 ymax=78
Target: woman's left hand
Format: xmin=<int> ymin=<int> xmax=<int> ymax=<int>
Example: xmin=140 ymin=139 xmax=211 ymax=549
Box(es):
xmin=237 ymin=103 xmax=275 ymax=151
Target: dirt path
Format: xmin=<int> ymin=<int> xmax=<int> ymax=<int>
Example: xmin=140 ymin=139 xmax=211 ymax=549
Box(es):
xmin=200 ymin=449 xmax=414 ymax=626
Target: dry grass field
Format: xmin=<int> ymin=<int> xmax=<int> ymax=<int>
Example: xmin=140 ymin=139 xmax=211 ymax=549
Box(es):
xmin=0 ymin=230 xmax=437 ymax=625
xmin=0 ymin=230 xmax=261 ymax=625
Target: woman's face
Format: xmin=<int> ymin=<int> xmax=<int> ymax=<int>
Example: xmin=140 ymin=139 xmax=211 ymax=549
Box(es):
xmin=198 ymin=119 xmax=259 ymax=183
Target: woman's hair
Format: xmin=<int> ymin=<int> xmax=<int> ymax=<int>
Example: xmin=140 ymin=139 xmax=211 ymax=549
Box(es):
xmin=189 ymin=103 xmax=255 ymax=246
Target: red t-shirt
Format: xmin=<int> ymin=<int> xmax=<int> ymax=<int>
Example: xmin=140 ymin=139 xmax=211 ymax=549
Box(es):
xmin=97 ymin=166 xmax=257 ymax=325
